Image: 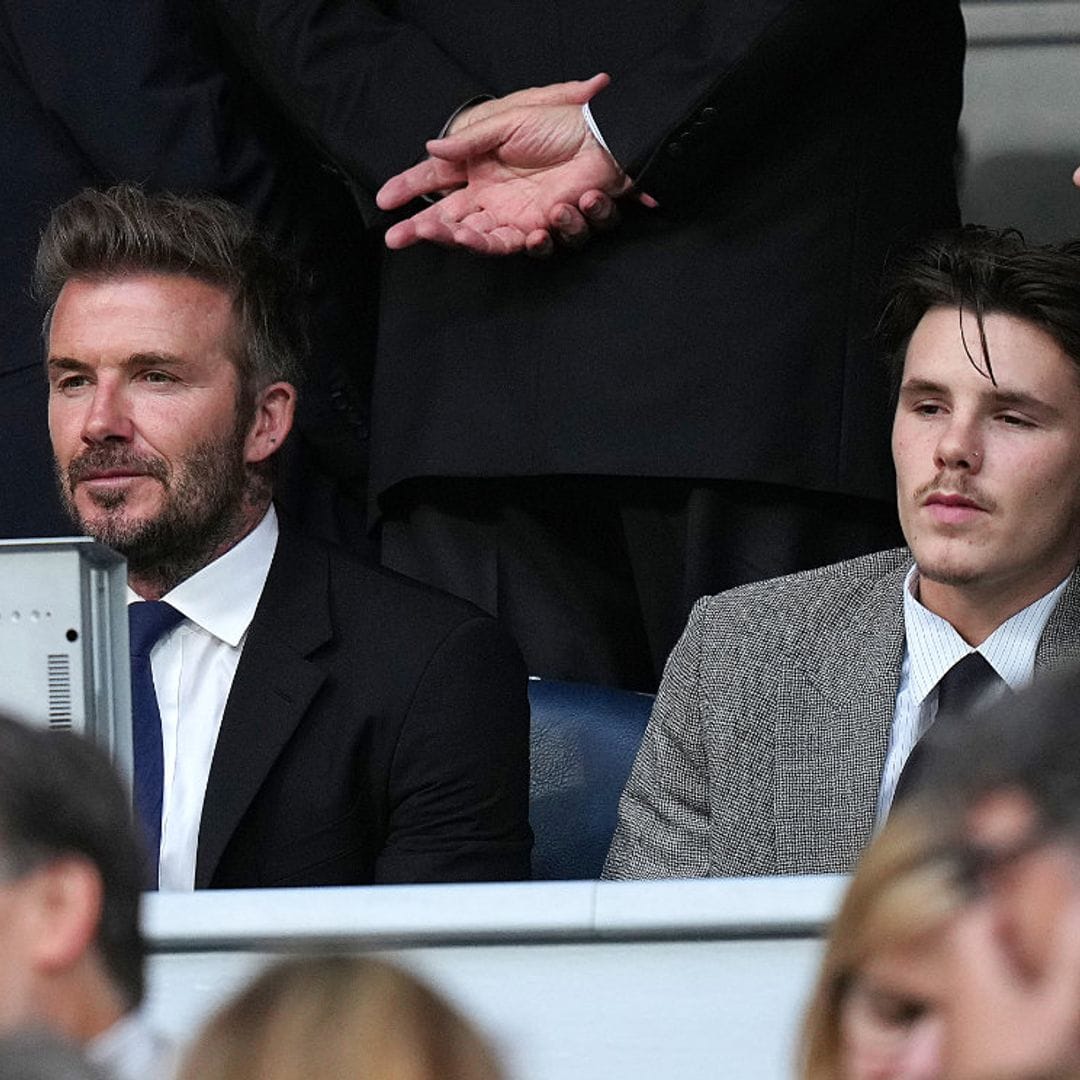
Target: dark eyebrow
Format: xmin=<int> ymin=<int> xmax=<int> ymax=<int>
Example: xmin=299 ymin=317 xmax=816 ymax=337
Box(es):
xmin=47 ymin=356 xmax=90 ymax=373
xmin=899 ymin=377 xmax=1060 ymax=417
xmin=47 ymin=352 xmax=185 ymax=372
xmin=898 ymin=378 xmax=946 ymax=397
xmin=988 ymin=388 xmax=1060 ymax=416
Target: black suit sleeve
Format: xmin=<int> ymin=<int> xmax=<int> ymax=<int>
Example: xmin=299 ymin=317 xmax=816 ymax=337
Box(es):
xmin=589 ymin=0 xmax=962 ymax=206
xmin=206 ymin=0 xmax=487 ymax=195
xmin=375 ymin=615 xmax=532 ymax=883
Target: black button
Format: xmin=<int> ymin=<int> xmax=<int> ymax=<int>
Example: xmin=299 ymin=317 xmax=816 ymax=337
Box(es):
xmin=666 ymin=142 xmax=683 ymax=157
xmin=700 ymin=106 xmax=717 ymax=121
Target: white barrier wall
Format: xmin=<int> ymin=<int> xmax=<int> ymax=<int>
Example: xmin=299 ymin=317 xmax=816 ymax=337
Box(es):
xmin=145 ymin=877 xmax=846 ymax=1080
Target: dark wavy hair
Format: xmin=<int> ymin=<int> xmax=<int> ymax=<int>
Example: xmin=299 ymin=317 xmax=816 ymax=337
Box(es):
xmin=879 ymin=225 xmax=1080 ymax=391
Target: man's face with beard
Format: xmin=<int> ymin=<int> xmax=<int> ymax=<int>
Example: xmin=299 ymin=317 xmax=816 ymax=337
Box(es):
xmin=47 ymin=274 xmax=263 ymax=582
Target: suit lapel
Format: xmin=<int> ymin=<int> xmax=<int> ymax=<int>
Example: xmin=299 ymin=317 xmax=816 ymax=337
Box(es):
xmin=195 ymin=528 xmax=333 ymax=888
xmin=773 ymin=557 xmax=909 ymax=872
xmin=1035 ymin=567 xmax=1080 ymax=673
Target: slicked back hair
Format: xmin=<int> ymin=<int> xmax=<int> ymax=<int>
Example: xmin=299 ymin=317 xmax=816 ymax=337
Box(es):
xmin=878 ymin=225 xmax=1080 ymax=392
xmin=0 ymin=714 xmax=145 ymax=1009
xmin=34 ymin=184 xmax=306 ymax=410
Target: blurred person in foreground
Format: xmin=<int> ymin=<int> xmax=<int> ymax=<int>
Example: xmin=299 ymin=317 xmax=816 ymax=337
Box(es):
xmin=39 ymin=185 xmax=531 ymax=891
xmin=904 ymin=662 xmax=1080 ymax=1080
xmin=800 ymin=809 xmax=962 ymax=1080
xmin=176 ymin=955 xmax=503 ymax=1080
xmin=0 ymin=713 xmax=169 ymax=1080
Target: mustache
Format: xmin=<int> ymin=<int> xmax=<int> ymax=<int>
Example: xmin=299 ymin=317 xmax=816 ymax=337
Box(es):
xmin=66 ymin=446 xmax=170 ymax=487
xmin=913 ymin=472 xmax=994 ymax=512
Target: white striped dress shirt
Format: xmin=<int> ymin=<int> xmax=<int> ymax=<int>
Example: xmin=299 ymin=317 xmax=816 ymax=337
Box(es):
xmin=875 ymin=566 xmax=1069 ymax=822
xmin=126 ymin=506 xmax=278 ymax=890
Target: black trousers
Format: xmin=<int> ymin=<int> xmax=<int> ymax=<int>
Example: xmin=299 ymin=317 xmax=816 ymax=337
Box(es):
xmin=380 ymin=476 xmax=902 ymax=691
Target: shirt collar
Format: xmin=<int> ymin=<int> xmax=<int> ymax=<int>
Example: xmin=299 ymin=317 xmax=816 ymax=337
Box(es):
xmin=126 ymin=505 xmax=279 ymax=647
xmin=902 ymin=565 xmax=1069 ymax=704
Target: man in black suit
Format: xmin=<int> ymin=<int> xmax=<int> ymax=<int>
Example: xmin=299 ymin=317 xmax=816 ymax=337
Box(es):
xmin=213 ymin=0 xmax=964 ymax=690
xmin=39 ymin=185 xmax=531 ymax=889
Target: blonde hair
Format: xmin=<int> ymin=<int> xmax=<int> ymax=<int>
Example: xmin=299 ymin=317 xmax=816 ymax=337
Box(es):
xmin=798 ymin=809 xmax=965 ymax=1080
xmin=176 ymin=956 xmax=504 ymax=1080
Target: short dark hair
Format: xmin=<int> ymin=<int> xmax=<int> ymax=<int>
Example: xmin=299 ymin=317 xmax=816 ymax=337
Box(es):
xmin=916 ymin=660 xmax=1080 ymax=842
xmin=0 ymin=713 xmax=145 ymax=1009
xmin=34 ymin=184 xmax=306 ymax=405
xmin=879 ymin=225 xmax=1080 ymax=390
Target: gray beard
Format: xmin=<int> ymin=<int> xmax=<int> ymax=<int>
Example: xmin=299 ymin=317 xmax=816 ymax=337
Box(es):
xmin=58 ymin=430 xmax=268 ymax=595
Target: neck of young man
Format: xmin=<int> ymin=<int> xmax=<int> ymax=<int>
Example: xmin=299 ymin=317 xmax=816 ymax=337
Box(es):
xmin=918 ymin=566 xmax=1073 ymax=647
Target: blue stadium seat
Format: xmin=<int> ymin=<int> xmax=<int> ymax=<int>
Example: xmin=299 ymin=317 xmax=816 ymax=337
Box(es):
xmin=528 ymin=678 xmax=654 ymax=880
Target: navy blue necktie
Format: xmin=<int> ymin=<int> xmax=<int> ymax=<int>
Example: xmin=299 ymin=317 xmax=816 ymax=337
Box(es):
xmin=129 ymin=601 xmax=185 ymax=888
xmin=894 ymin=652 xmax=1008 ymax=807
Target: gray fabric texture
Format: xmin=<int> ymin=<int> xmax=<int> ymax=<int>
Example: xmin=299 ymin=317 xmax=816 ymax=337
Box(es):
xmin=603 ymin=549 xmax=1080 ymax=879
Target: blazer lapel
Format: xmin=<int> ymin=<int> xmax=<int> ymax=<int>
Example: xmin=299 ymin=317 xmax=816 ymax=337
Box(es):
xmin=773 ymin=557 xmax=909 ymax=872
xmin=195 ymin=528 xmax=333 ymax=888
xmin=1035 ymin=566 xmax=1080 ymax=672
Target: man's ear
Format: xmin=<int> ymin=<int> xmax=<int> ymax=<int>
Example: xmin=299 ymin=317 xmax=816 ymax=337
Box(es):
xmin=244 ymin=381 xmax=297 ymax=465
xmin=24 ymin=858 xmax=103 ymax=976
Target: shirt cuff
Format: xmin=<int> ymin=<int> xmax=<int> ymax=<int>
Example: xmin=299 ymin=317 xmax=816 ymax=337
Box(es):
xmin=582 ymin=103 xmax=613 ymax=157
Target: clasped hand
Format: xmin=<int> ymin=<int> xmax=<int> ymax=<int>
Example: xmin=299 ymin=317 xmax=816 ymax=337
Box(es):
xmin=375 ymin=73 xmax=650 ymax=256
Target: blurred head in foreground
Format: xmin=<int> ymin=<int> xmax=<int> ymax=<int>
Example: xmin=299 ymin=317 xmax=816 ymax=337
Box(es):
xmin=800 ymin=810 xmax=961 ymax=1080
xmin=0 ymin=712 xmax=144 ymax=1043
xmin=176 ymin=956 xmax=504 ymax=1080
xmin=906 ymin=661 xmax=1080 ymax=1080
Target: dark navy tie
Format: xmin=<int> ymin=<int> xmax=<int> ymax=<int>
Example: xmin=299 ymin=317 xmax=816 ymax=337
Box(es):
xmin=129 ymin=601 xmax=185 ymax=888
xmin=894 ymin=652 xmax=1009 ymax=807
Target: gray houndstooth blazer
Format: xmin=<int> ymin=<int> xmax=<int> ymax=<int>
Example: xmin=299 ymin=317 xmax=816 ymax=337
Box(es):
xmin=603 ymin=549 xmax=1080 ymax=879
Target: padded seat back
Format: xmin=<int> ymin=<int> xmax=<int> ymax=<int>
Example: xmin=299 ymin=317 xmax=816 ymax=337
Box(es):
xmin=528 ymin=678 xmax=653 ymax=880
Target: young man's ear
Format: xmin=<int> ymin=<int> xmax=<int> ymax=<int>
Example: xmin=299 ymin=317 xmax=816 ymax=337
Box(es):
xmin=245 ymin=381 xmax=297 ymax=465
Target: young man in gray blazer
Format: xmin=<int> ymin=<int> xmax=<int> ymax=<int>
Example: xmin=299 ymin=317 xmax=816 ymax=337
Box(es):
xmin=605 ymin=227 xmax=1080 ymax=879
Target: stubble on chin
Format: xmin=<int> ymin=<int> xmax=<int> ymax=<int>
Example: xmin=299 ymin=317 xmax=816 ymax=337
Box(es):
xmin=55 ymin=427 xmax=259 ymax=594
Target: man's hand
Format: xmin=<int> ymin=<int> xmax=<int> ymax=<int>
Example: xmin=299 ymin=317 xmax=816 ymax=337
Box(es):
xmin=376 ymin=73 xmax=631 ymax=255
xmin=1073 ymin=164 xmax=1080 ymax=188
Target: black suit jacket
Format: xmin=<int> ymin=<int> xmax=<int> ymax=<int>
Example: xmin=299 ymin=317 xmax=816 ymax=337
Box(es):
xmin=214 ymin=0 xmax=964 ymax=508
xmin=195 ymin=527 xmax=532 ymax=887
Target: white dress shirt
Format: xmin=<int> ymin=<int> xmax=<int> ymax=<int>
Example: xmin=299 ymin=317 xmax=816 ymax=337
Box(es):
xmin=126 ymin=506 xmax=278 ymax=891
xmin=875 ymin=566 xmax=1068 ymax=822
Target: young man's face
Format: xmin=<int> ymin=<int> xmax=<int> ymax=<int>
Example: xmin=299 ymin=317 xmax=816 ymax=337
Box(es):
xmin=47 ymin=273 xmax=256 ymax=567
xmin=892 ymin=306 xmax=1080 ymax=618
